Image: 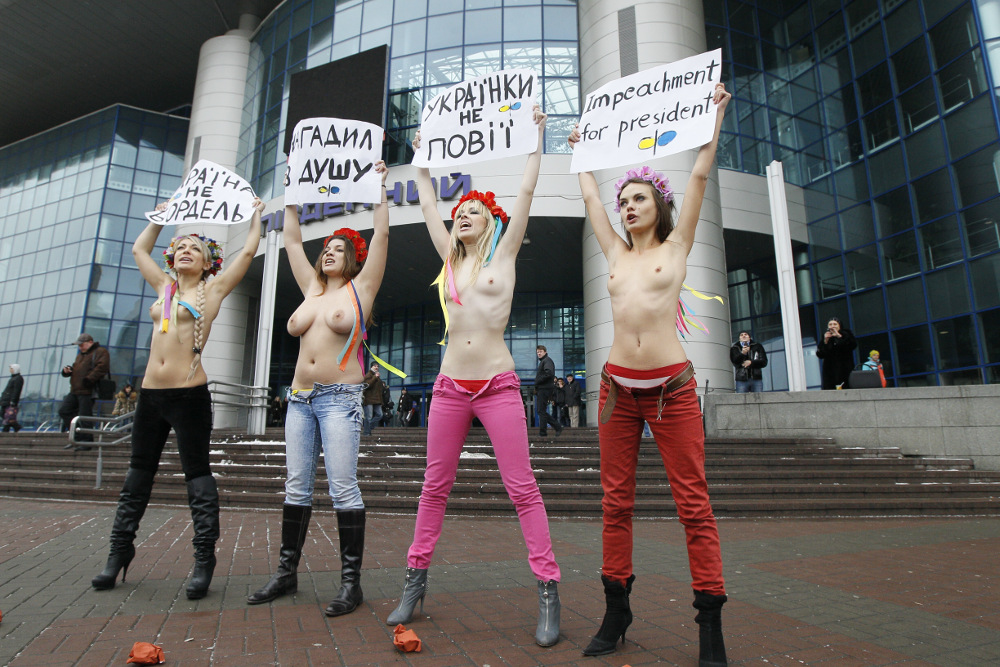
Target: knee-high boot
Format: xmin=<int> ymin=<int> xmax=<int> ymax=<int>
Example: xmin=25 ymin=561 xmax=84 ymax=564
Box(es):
xmin=693 ymin=590 xmax=728 ymax=666
xmin=247 ymin=504 xmax=312 ymax=604
xmin=92 ymin=468 xmax=155 ymax=590
xmin=582 ymin=574 xmax=635 ymax=656
xmin=324 ymin=509 xmax=365 ymax=616
xmin=185 ymin=474 xmax=220 ymax=600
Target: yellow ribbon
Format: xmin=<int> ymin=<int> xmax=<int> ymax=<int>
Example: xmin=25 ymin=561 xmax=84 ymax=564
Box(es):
xmin=364 ymin=340 xmax=407 ymax=378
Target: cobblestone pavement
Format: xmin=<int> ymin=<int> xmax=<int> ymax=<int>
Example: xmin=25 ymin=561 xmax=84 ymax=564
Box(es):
xmin=0 ymin=497 xmax=997 ymax=666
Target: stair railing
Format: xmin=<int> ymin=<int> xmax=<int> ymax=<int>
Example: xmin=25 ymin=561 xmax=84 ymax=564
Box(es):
xmin=68 ymin=411 xmax=135 ymax=489
xmin=207 ymin=380 xmax=270 ymax=435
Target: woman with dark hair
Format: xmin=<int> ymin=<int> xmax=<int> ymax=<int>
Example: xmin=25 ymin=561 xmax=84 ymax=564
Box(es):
xmin=385 ymin=108 xmax=563 ymax=648
xmin=92 ymin=195 xmax=266 ymax=599
xmin=569 ymin=83 xmax=731 ymax=664
xmin=1 ymin=363 xmax=24 ymax=432
xmin=816 ymin=317 xmax=857 ymax=389
xmin=247 ymin=161 xmax=390 ymax=619
xmin=112 ymin=383 xmax=139 ymax=416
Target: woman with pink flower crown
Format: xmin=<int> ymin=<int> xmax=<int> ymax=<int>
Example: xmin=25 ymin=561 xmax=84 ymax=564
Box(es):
xmin=568 ymin=82 xmax=731 ymax=665
xmin=385 ymin=106 xmax=563 ymax=648
xmin=91 ymin=195 xmax=266 ymax=600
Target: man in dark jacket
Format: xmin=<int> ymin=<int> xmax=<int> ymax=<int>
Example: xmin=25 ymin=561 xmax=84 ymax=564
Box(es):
xmin=534 ymin=345 xmax=562 ymax=437
xmin=361 ymin=363 xmax=386 ymax=435
xmin=563 ymin=374 xmax=582 ymax=427
xmin=59 ymin=333 xmax=110 ymax=447
xmin=398 ymin=388 xmax=417 ymax=427
xmin=730 ymin=331 xmax=767 ymax=393
xmin=1 ymin=363 xmax=24 ymax=432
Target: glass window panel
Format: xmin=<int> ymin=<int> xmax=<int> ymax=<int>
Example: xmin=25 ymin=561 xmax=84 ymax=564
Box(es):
xmin=962 ymin=197 xmax=1000 ymax=258
xmin=851 ymin=288 xmax=887 ymax=333
xmin=465 ymin=9 xmax=501 ymax=44
xmin=543 ymin=6 xmax=577 ymax=40
xmin=429 ymin=0 xmax=463 ymax=14
xmin=898 ymin=80 xmax=938 ymax=134
xmin=928 ymin=5 xmax=976 ymax=67
xmin=841 ymin=203 xmax=876 ymax=248
xmin=331 ymin=37 xmax=360 ymax=61
xmin=809 ymin=216 xmax=842 ymax=258
xmin=970 ymin=254 xmax=1000 ymax=309
xmin=814 ymin=256 xmax=846 ymax=299
xmin=544 ymin=44 xmax=578 ymax=78
xmin=505 ymin=7 xmax=542 ymax=40
xmin=886 ymin=0 xmax=922 ymax=53
xmin=847 ymin=0 xmax=879 ymax=38
xmin=426 ymin=12 xmax=463 ymax=49
xmin=334 ymin=3 xmax=362 ymax=41
xmin=289 ymin=32 xmax=309 ymax=65
xmin=741 ymin=139 xmax=769 ymax=175
xmin=863 ymin=103 xmax=899 ymax=153
xmin=395 ymin=0 xmax=426 ymax=22
xmin=881 ymin=230 xmax=921 ymax=281
xmin=937 ymin=50 xmax=988 ymax=112
xmin=851 ymin=25 xmax=886 ymax=74
xmin=463 ymin=43 xmax=501 ymax=78
xmin=425 ymin=48 xmax=464 ymax=85
xmin=919 ymin=216 xmax=964 ymax=270
xmin=545 ymin=116 xmax=577 ymax=154
xmin=361 ymin=26 xmax=391 ymax=49
xmin=544 ymin=78 xmax=578 ymax=115
xmin=893 ymin=323 xmax=933 ymax=374
xmin=926 ymin=264 xmax=971 ymax=319
xmin=392 ymin=18 xmax=426 ymax=55
xmin=935 ymin=315 xmax=979 ymax=368
xmin=310 ymin=17 xmax=334 ymax=54
xmin=362 ymin=0 xmax=392 ymax=31
xmin=954 ymin=145 xmax=1000 ymax=208
xmin=86 ymin=293 xmax=115 ymax=319
xmin=980 ymin=307 xmax=1000 ymax=362
xmin=846 ymin=245 xmax=882 ymax=291
xmin=887 ymin=275 xmax=926 ymax=326
xmin=110 ymin=142 xmax=137 ymax=169
xmin=912 ymin=168 xmax=954 ymax=223
xmin=868 ymin=143 xmax=905 ymax=195
xmin=904 ymin=123 xmax=945 ymax=177
xmin=107 ymin=166 xmax=133 ymax=192
xmin=891 ymin=38 xmax=931 ymax=92
xmin=112 ymin=294 xmax=143 ymax=320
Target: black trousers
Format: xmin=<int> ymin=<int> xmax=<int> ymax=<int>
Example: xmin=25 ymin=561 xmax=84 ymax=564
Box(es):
xmin=59 ymin=392 xmax=95 ymax=438
xmin=130 ymin=385 xmax=213 ymax=481
xmin=535 ymin=387 xmax=561 ymax=432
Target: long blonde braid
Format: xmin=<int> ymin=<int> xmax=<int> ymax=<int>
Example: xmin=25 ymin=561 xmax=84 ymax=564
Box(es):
xmin=187 ymin=279 xmax=207 ymax=380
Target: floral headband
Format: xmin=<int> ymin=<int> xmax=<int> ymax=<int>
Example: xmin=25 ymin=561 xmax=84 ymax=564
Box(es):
xmin=451 ymin=190 xmax=508 ymax=225
xmin=325 ymin=228 xmax=368 ymax=263
xmin=163 ymin=234 xmax=223 ymax=275
xmin=614 ymin=166 xmax=674 ymax=211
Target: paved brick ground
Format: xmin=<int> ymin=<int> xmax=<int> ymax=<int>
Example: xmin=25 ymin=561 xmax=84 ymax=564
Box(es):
xmin=0 ymin=497 xmax=997 ymax=666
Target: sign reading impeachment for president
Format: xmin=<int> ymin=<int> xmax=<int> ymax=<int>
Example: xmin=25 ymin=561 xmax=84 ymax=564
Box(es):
xmin=413 ymin=69 xmax=538 ymax=168
xmin=146 ymin=160 xmax=257 ymax=225
xmin=570 ymin=50 xmax=723 ymax=173
xmin=284 ymin=117 xmax=384 ymax=206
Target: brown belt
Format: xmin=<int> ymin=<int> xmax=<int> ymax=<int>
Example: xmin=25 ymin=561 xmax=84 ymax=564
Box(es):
xmin=599 ymin=360 xmax=695 ymax=424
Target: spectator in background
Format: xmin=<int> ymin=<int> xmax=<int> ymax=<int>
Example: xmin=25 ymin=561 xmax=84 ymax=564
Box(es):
xmin=554 ymin=378 xmax=568 ymax=427
xmin=2 ymin=363 xmax=24 ymax=433
xmin=398 ymin=388 xmax=417 ymax=427
xmin=59 ymin=333 xmax=110 ymax=449
xmin=362 ymin=363 xmax=385 ymax=436
xmin=534 ymin=345 xmax=562 ymax=437
xmin=729 ymin=331 xmax=767 ymax=393
xmin=112 ymin=383 xmax=139 ymax=416
xmin=816 ymin=317 xmax=857 ymax=389
xmin=563 ymin=374 xmax=582 ymax=427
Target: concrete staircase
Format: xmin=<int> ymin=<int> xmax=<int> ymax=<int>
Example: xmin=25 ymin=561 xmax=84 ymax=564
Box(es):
xmin=2 ymin=428 xmax=999 ymax=517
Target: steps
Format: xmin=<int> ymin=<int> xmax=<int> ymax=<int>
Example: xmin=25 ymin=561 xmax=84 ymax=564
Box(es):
xmin=1 ymin=428 xmax=998 ymax=517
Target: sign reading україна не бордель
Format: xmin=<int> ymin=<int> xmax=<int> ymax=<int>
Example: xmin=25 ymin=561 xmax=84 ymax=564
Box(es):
xmin=570 ymin=50 xmax=722 ymax=173
xmin=412 ymin=69 xmax=539 ymax=168
xmin=146 ymin=160 xmax=258 ymax=225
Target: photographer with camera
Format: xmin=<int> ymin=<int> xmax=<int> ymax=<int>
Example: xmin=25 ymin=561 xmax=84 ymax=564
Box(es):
xmin=816 ymin=317 xmax=857 ymax=389
xmin=730 ymin=330 xmax=767 ymax=393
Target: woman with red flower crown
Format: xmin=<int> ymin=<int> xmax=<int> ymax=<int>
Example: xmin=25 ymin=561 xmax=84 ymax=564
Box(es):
xmin=385 ymin=107 xmax=563 ymax=647
xmin=91 ymin=194 xmax=266 ymax=600
xmin=246 ymin=160 xmax=390 ymax=619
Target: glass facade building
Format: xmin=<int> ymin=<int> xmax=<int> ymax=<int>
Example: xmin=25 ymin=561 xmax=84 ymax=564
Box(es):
xmin=0 ymin=106 xmax=188 ymax=427
xmin=708 ymin=0 xmax=1000 ymax=388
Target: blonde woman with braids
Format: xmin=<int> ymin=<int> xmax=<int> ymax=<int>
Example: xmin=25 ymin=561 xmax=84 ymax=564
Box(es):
xmin=386 ymin=107 xmax=563 ymax=648
xmin=247 ymin=161 xmax=389 ymax=619
xmin=91 ymin=196 xmax=265 ymax=599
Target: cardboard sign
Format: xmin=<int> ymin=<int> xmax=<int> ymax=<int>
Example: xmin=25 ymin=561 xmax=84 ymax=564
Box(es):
xmin=146 ymin=161 xmax=257 ymax=225
xmin=412 ymin=69 xmax=538 ymax=168
xmin=284 ymin=117 xmax=384 ymax=205
xmin=570 ymin=50 xmax=723 ymax=173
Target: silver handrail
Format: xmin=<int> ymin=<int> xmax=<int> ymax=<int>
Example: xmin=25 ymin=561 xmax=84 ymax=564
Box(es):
xmin=207 ymin=380 xmax=270 ymax=435
xmin=68 ymin=411 xmax=135 ymax=489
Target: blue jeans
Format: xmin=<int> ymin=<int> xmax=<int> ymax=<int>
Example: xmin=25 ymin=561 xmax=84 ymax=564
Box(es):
xmin=362 ymin=403 xmax=383 ymax=435
xmin=735 ymin=379 xmax=764 ymax=393
xmin=284 ymin=381 xmax=364 ymax=510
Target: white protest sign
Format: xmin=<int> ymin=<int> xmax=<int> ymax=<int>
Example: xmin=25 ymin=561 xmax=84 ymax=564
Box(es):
xmin=412 ymin=69 xmax=538 ymax=168
xmin=146 ymin=160 xmax=257 ymax=225
xmin=570 ymin=50 xmax=723 ymax=173
xmin=284 ymin=117 xmax=384 ymax=205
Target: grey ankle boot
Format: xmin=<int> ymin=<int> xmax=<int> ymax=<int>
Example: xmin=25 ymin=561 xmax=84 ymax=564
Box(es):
xmin=386 ymin=567 xmax=428 ymax=625
xmin=535 ymin=580 xmax=561 ymax=647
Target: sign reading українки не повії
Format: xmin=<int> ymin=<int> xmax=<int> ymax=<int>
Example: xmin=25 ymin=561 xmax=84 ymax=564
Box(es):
xmin=570 ymin=49 xmax=722 ymax=173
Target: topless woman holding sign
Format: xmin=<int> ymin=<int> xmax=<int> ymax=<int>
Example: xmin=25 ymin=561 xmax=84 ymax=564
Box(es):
xmin=92 ymin=196 xmax=265 ymax=599
xmin=385 ymin=107 xmax=562 ymax=648
xmin=569 ymin=82 xmax=731 ymax=665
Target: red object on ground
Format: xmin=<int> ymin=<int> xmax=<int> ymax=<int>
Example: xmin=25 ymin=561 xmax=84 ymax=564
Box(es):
xmin=392 ymin=624 xmax=422 ymax=652
xmin=126 ymin=642 xmax=165 ymax=664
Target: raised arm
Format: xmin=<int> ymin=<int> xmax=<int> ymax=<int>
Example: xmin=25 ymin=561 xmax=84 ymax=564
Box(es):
xmin=411 ymin=132 xmax=451 ymax=260
xmin=668 ymin=83 xmax=731 ymax=255
xmin=568 ymin=127 xmax=629 ymax=261
xmin=355 ymin=161 xmax=390 ymax=294
xmin=211 ymin=197 xmax=266 ymax=296
xmin=282 ymin=201 xmax=317 ymax=296
xmin=492 ymin=107 xmax=546 ymax=260
xmin=132 ymin=206 xmax=173 ymax=292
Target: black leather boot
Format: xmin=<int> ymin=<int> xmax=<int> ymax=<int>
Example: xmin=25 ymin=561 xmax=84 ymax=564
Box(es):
xmin=92 ymin=468 xmax=155 ymax=590
xmin=324 ymin=509 xmax=365 ymax=616
xmin=247 ymin=504 xmax=312 ymax=604
xmin=582 ymin=574 xmax=635 ymax=656
xmin=185 ymin=475 xmax=220 ymax=600
xmin=693 ymin=590 xmax=728 ymax=667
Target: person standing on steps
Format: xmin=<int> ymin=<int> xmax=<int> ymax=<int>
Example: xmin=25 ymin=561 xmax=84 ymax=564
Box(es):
xmin=1 ymin=363 xmax=24 ymax=433
xmin=534 ymin=345 xmax=562 ymax=437
xmin=91 ymin=195 xmax=266 ymax=600
xmin=569 ymin=82 xmax=732 ymax=665
xmin=59 ymin=333 xmax=110 ymax=449
xmin=730 ymin=330 xmax=767 ymax=393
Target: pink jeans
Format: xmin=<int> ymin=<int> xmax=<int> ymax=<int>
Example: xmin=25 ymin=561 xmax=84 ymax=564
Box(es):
xmin=405 ymin=372 xmax=561 ymax=582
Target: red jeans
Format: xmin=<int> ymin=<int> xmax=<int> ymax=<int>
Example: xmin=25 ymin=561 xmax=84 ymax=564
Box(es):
xmin=598 ymin=365 xmax=725 ymax=595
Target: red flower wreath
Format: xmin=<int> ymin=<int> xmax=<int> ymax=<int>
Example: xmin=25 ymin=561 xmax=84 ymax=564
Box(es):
xmin=325 ymin=228 xmax=368 ymax=263
xmin=451 ymin=190 xmax=508 ymax=225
